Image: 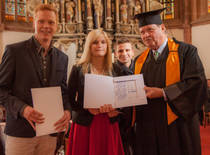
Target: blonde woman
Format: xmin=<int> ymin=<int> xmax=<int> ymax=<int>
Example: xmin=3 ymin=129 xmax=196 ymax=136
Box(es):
xmin=67 ymin=29 xmax=124 ymax=155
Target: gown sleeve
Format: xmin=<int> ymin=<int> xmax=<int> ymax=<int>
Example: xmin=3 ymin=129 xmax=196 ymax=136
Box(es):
xmin=164 ymin=42 xmax=208 ymax=121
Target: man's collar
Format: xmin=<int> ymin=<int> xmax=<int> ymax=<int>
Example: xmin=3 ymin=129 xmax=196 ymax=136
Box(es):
xmin=117 ymin=60 xmax=133 ymax=69
xmin=153 ymin=38 xmax=168 ymax=54
xmin=32 ymin=36 xmax=53 ymax=54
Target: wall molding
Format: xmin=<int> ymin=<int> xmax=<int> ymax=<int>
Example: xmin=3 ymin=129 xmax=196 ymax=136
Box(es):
xmin=191 ymin=14 xmax=210 ymax=26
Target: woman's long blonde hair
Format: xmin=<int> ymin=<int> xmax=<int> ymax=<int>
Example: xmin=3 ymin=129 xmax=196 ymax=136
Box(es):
xmin=78 ymin=29 xmax=112 ymax=75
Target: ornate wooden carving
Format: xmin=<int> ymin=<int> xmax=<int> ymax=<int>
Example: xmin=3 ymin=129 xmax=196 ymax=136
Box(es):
xmin=43 ymin=0 xmax=145 ymax=59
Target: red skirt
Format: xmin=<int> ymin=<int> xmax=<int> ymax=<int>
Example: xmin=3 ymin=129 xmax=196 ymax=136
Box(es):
xmin=67 ymin=114 xmax=124 ymax=155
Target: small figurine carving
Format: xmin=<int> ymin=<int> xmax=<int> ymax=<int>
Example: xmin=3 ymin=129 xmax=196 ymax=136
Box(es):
xmin=128 ymin=0 xmax=135 ymax=19
xmin=26 ymin=0 xmax=42 ymax=20
xmin=93 ymin=0 xmax=103 ymax=28
xmin=135 ymin=0 xmax=142 ymax=15
xmin=52 ymin=0 xmax=60 ymax=21
xmin=120 ymin=0 xmax=128 ymax=24
xmin=66 ymin=0 xmax=76 ymax=23
xmin=149 ymin=0 xmax=163 ymax=10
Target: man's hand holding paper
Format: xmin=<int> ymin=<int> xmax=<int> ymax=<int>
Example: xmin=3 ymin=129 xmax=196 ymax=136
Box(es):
xmin=31 ymin=86 xmax=68 ymax=136
xmin=22 ymin=106 xmax=44 ymax=131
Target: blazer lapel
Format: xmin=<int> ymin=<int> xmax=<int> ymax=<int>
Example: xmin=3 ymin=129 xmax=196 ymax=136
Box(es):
xmin=27 ymin=37 xmax=43 ymax=85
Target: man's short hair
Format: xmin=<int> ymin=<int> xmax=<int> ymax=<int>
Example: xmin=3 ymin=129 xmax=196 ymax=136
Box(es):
xmin=34 ymin=4 xmax=58 ymax=20
xmin=115 ymin=38 xmax=133 ymax=51
xmin=117 ymin=38 xmax=131 ymax=45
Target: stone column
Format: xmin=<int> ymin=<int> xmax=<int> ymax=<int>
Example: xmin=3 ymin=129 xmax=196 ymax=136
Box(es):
xmin=87 ymin=0 xmax=93 ymax=29
xmin=61 ymin=0 xmax=66 ymax=33
xmin=145 ymin=0 xmax=149 ymax=11
xmin=106 ymin=0 xmax=112 ymax=30
xmin=116 ymin=0 xmax=120 ymax=23
xmin=107 ymin=0 xmax=111 ymax=17
xmin=77 ymin=0 xmax=83 ymax=33
xmin=115 ymin=0 xmax=120 ymax=33
xmin=77 ymin=0 xmax=82 ymax=22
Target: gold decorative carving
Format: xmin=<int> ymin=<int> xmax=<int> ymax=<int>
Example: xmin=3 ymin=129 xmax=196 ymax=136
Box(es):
xmin=128 ymin=0 xmax=135 ymax=23
xmin=26 ymin=0 xmax=42 ymax=20
xmin=87 ymin=17 xmax=94 ymax=30
xmin=41 ymin=0 xmax=145 ymax=58
xmin=52 ymin=0 xmax=61 ymax=21
xmin=93 ymin=0 xmax=103 ymax=28
xmin=66 ymin=0 xmax=76 ymax=23
xmin=135 ymin=0 xmax=142 ymax=15
xmin=120 ymin=24 xmax=131 ymax=34
xmin=65 ymin=23 xmax=77 ymax=34
xmin=57 ymin=24 xmax=62 ymax=33
xmin=120 ymin=1 xmax=128 ymax=24
xmin=149 ymin=0 xmax=163 ymax=10
xmin=77 ymin=22 xmax=83 ymax=33
xmin=106 ymin=17 xmax=113 ymax=30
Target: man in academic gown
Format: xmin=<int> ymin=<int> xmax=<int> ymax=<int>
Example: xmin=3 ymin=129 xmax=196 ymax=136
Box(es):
xmin=203 ymin=79 xmax=210 ymax=125
xmin=206 ymin=79 xmax=210 ymax=112
xmin=132 ymin=8 xmax=208 ymax=155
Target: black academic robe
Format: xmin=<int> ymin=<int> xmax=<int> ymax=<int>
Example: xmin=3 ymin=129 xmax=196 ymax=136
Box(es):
xmin=134 ymin=39 xmax=208 ymax=155
xmin=204 ymin=88 xmax=210 ymax=112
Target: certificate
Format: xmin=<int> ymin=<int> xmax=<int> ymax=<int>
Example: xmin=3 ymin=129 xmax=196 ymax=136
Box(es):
xmin=31 ymin=87 xmax=64 ymax=136
xmin=84 ymin=74 xmax=147 ymax=108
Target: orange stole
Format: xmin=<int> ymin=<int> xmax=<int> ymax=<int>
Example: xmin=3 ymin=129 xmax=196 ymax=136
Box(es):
xmin=133 ymin=38 xmax=180 ymax=125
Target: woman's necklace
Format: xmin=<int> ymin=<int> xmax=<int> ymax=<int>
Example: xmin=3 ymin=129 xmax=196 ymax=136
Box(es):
xmin=90 ymin=64 xmax=105 ymax=75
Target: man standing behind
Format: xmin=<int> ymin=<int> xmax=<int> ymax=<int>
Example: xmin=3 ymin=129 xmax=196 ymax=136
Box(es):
xmin=113 ymin=38 xmax=135 ymax=76
xmin=132 ymin=8 xmax=208 ymax=155
xmin=0 ymin=4 xmax=71 ymax=155
xmin=113 ymin=38 xmax=135 ymax=155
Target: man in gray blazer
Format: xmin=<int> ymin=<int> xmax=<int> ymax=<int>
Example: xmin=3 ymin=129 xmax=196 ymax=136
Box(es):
xmin=0 ymin=4 xmax=71 ymax=155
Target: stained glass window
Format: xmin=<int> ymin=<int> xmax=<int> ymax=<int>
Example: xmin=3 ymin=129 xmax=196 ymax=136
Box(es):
xmin=17 ymin=0 xmax=26 ymax=21
xmin=208 ymin=0 xmax=210 ymax=13
xmin=5 ymin=0 xmax=16 ymax=21
xmin=4 ymin=0 xmax=45 ymax=22
xmin=159 ymin=0 xmax=175 ymax=20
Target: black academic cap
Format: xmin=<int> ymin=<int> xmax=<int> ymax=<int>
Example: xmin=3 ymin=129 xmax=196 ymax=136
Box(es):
xmin=134 ymin=8 xmax=166 ymax=27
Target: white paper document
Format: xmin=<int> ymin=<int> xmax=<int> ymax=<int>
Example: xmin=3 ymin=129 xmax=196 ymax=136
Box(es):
xmin=31 ymin=87 xmax=64 ymax=136
xmin=84 ymin=74 xmax=147 ymax=108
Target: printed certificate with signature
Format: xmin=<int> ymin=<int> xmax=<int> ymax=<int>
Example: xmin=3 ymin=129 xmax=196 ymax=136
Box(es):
xmin=84 ymin=74 xmax=147 ymax=108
